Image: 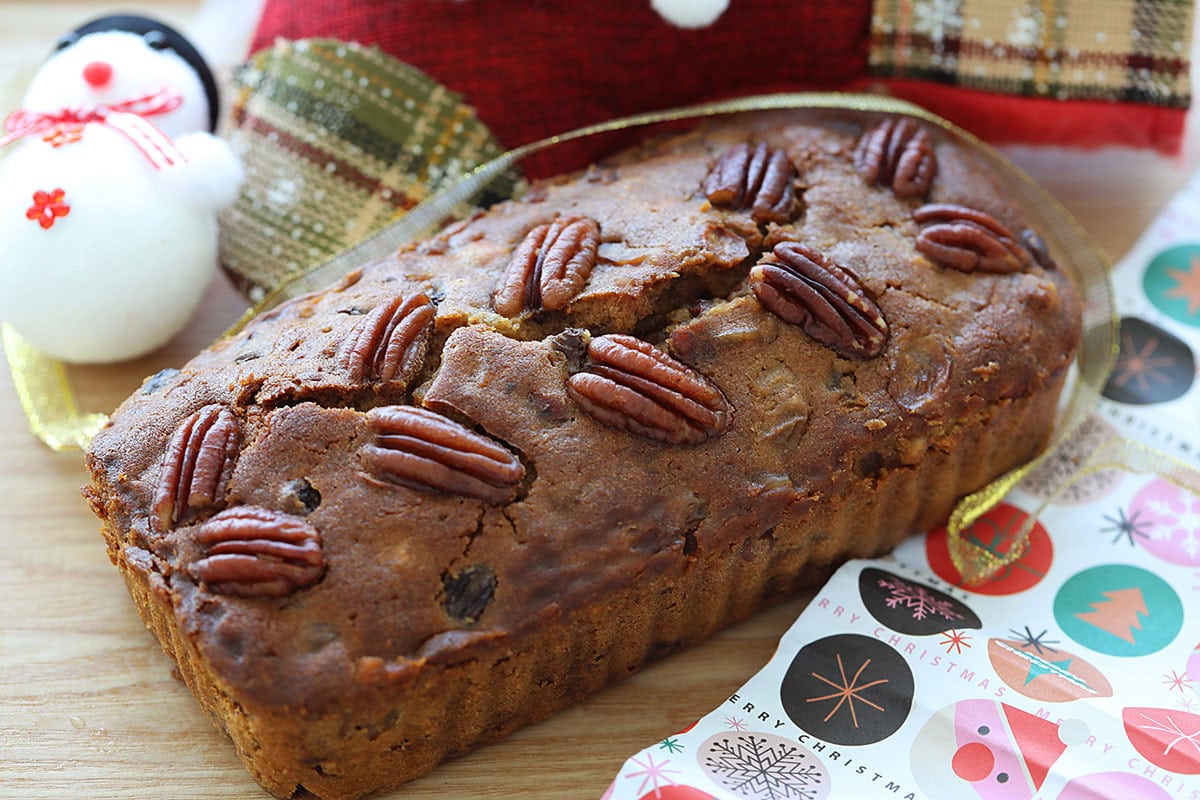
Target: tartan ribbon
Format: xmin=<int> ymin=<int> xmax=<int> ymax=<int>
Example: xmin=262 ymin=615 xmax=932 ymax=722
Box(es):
xmin=0 ymin=87 xmax=185 ymax=168
xmin=869 ymin=0 xmax=1193 ymax=107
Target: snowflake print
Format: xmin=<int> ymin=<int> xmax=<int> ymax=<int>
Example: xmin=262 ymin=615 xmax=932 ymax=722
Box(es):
xmin=623 ymin=752 xmax=680 ymax=796
xmin=877 ymin=576 xmax=963 ymax=621
xmin=659 ymin=737 xmax=684 ymax=754
xmin=807 ymin=653 xmax=889 ymax=727
xmin=940 ymin=629 xmax=972 ymax=654
xmin=1178 ymin=697 xmax=1198 ymax=714
xmin=725 ymin=716 xmax=748 ymax=732
xmin=25 ymin=188 xmax=70 ymax=229
xmin=703 ymin=734 xmax=827 ymax=800
xmin=911 ymin=0 xmax=962 ymax=46
xmin=1006 ymin=7 xmax=1043 ymax=48
xmin=1164 ymin=670 xmax=1193 ymax=693
xmin=1146 ymin=495 xmax=1200 ymax=558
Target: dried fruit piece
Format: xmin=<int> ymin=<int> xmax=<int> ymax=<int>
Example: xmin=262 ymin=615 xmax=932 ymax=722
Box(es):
xmin=1019 ymin=227 xmax=1057 ymax=270
xmin=703 ymin=142 xmax=798 ymax=224
xmin=567 ymin=334 xmax=730 ymax=445
xmin=442 ymin=565 xmax=497 ymax=624
xmin=913 ymin=203 xmax=1032 ymax=273
xmin=492 ymin=216 xmax=600 ymax=316
xmin=340 ymin=292 xmax=435 ymax=385
xmin=191 ymin=507 xmax=325 ymax=597
xmin=751 ymin=242 xmax=889 ymax=358
xmin=361 ymin=406 xmax=525 ymax=504
xmin=855 ymin=118 xmax=937 ymax=198
xmin=152 ymin=405 xmax=241 ymax=532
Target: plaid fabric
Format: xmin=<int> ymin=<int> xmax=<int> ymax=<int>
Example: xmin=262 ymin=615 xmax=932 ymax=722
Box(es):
xmin=219 ymin=39 xmax=516 ymax=296
xmin=869 ymin=0 xmax=1192 ymax=108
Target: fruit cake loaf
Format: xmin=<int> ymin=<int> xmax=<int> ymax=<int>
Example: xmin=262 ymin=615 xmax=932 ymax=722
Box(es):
xmin=83 ymin=110 xmax=1083 ymax=799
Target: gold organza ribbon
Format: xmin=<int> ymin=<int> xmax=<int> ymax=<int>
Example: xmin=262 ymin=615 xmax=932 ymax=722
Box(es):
xmin=8 ymin=92 xmax=1118 ymax=583
xmin=2 ymin=324 xmax=107 ymax=451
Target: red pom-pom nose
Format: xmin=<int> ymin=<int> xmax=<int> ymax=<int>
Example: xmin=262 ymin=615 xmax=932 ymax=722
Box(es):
xmin=82 ymin=61 xmax=113 ymax=88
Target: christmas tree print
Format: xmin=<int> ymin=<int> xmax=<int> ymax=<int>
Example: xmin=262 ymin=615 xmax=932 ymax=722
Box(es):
xmin=1075 ymin=588 xmax=1148 ymax=643
xmin=1054 ymin=564 xmax=1183 ymax=657
xmin=698 ymin=732 xmax=830 ymax=800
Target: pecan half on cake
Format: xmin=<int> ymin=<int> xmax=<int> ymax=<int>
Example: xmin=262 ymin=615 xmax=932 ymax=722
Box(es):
xmin=84 ymin=111 xmax=1082 ymax=799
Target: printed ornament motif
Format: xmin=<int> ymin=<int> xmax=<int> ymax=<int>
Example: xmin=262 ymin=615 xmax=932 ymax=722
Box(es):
xmin=1101 ymin=317 xmax=1195 ymax=405
xmin=1053 ymin=564 xmax=1184 ymax=658
xmin=1123 ymin=707 xmax=1200 ymax=775
xmin=779 ymin=633 xmax=915 ymax=746
xmin=926 ymin=503 xmax=1053 ymax=595
xmin=1056 ymin=772 xmax=1171 ymax=800
xmin=0 ymin=15 xmax=243 ymax=363
xmin=1144 ymin=244 xmax=1200 ymax=328
xmin=697 ymin=731 xmax=830 ymax=800
xmin=910 ymin=699 xmax=1081 ymax=800
xmin=1017 ymin=414 xmax=1123 ymax=505
xmin=1129 ymin=478 xmax=1200 ymax=567
xmin=987 ymin=633 xmax=1113 ymax=703
xmin=859 ymin=567 xmax=981 ymax=635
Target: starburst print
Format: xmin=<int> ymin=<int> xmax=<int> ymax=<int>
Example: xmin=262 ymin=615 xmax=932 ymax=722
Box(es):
xmin=1137 ymin=711 xmax=1200 ymax=757
xmin=806 ymin=653 xmax=889 ymax=727
xmin=1165 ymin=256 xmax=1200 ymax=316
xmin=1112 ymin=332 xmax=1178 ymax=394
xmin=877 ymin=575 xmax=963 ymax=620
xmin=1009 ymin=626 xmax=1060 ymax=655
xmin=1164 ymin=670 xmax=1193 ymax=693
xmin=1178 ymin=697 xmax=1198 ymax=713
xmin=1102 ymin=506 xmax=1151 ymax=546
xmin=659 ymin=737 xmax=684 ymax=753
xmin=623 ymin=752 xmax=680 ymax=796
xmin=725 ymin=716 xmax=748 ymax=732
xmin=940 ymin=629 xmax=973 ymax=654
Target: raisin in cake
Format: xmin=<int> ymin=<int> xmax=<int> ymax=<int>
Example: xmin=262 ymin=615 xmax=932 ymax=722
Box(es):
xmin=84 ymin=110 xmax=1083 ymax=799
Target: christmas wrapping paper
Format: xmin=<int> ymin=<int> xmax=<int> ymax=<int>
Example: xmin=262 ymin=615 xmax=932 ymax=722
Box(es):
xmin=604 ymin=167 xmax=1200 ymax=799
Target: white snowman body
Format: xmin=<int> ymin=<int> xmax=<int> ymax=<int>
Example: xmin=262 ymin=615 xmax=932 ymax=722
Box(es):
xmin=0 ymin=28 xmax=241 ymax=363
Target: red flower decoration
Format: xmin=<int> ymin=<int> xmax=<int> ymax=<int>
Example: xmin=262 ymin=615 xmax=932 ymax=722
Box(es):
xmin=42 ymin=125 xmax=84 ymax=148
xmin=25 ymin=188 xmax=70 ymax=230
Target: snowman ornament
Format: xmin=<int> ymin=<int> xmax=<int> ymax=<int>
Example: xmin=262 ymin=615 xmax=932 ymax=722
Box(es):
xmin=0 ymin=15 xmax=242 ymax=363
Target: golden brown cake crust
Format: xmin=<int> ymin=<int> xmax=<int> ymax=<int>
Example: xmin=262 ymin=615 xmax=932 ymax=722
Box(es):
xmin=84 ymin=110 xmax=1082 ymax=799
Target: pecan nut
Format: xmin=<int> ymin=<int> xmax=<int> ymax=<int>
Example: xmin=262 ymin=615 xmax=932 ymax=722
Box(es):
xmin=191 ymin=507 xmax=325 ymax=597
xmin=492 ymin=216 xmax=600 ymax=316
xmin=855 ymin=118 xmax=937 ymax=198
xmin=703 ymin=142 xmax=798 ymax=224
xmin=913 ymin=203 xmax=1032 ymax=273
xmin=567 ymin=334 xmax=730 ymax=445
xmin=361 ymin=406 xmax=525 ymax=504
xmin=153 ymin=405 xmax=241 ymax=532
xmin=750 ymin=242 xmax=889 ymax=358
xmin=340 ymin=292 xmax=435 ymax=385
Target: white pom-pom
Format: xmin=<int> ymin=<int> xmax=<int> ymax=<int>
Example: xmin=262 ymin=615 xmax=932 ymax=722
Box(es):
xmin=169 ymin=132 xmax=245 ymax=211
xmin=650 ymin=0 xmax=729 ymax=28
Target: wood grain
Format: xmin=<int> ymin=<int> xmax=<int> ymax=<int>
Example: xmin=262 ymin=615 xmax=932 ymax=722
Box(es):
xmin=2 ymin=2 xmax=1199 ymax=797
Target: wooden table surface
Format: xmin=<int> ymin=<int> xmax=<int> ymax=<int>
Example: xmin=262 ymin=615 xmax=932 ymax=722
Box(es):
xmin=2 ymin=3 xmax=1199 ymax=799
